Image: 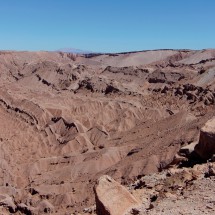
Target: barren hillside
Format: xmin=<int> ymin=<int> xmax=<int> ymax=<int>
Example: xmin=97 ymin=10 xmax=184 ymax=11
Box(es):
xmin=0 ymin=49 xmax=214 ymax=214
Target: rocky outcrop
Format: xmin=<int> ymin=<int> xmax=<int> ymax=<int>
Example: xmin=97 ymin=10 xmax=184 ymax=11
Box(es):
xmin=179 ymin=141 xmax=198 ymax=158
xmin=94 ymin=175 xmax=140 ymax=215
xmin=160 ymin=84 xmax=215 ymax=105
xmin=0 ymin=194 xmax=16 ymax=213
xmin=195 ymin=117 xmax=215 ymax=160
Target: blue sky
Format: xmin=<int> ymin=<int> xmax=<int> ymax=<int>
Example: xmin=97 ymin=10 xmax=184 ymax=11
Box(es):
xmin=0 ymin=0 xmax=214 ymax=52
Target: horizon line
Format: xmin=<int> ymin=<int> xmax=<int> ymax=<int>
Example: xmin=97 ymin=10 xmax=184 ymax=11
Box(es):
xmin=1 ymin=48 xmax=214 ymax=54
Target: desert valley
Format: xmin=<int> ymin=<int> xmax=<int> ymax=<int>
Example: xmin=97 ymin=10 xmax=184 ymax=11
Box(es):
xmin=0 ymin=49 xmax=215 ymax=214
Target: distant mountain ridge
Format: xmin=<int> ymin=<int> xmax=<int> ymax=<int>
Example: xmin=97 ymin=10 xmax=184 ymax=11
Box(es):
xmin=57 ymin=48 xmax=93 ymax=54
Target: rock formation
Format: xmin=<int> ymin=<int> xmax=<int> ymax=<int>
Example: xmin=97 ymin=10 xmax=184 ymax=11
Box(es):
xmin=195 ymin=117 xmax=215 ymax=159
xmin=94 ymin=175 xmax=140 ymax=215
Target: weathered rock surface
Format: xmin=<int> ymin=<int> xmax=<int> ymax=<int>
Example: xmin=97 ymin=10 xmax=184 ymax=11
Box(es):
xmin=179 ymin=141 xmax=198 ymax=157
xmin=195 ymin=117 xmax=215 ymax=159
xmin=94 ymin=175 xmax=140 ymax=215
xmin=0 ymin=194 xmax=16 ymax=213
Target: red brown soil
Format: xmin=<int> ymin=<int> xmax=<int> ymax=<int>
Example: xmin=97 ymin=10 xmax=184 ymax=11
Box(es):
xmin=0 ymin=49 xmax=215 ymax=214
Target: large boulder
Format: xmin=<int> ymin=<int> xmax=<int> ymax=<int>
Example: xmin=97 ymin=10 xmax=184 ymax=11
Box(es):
xmin=195 ymin=117 xmax=215 ymax=160
xmin=94 ymin=175 xmax=140 ymax=215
